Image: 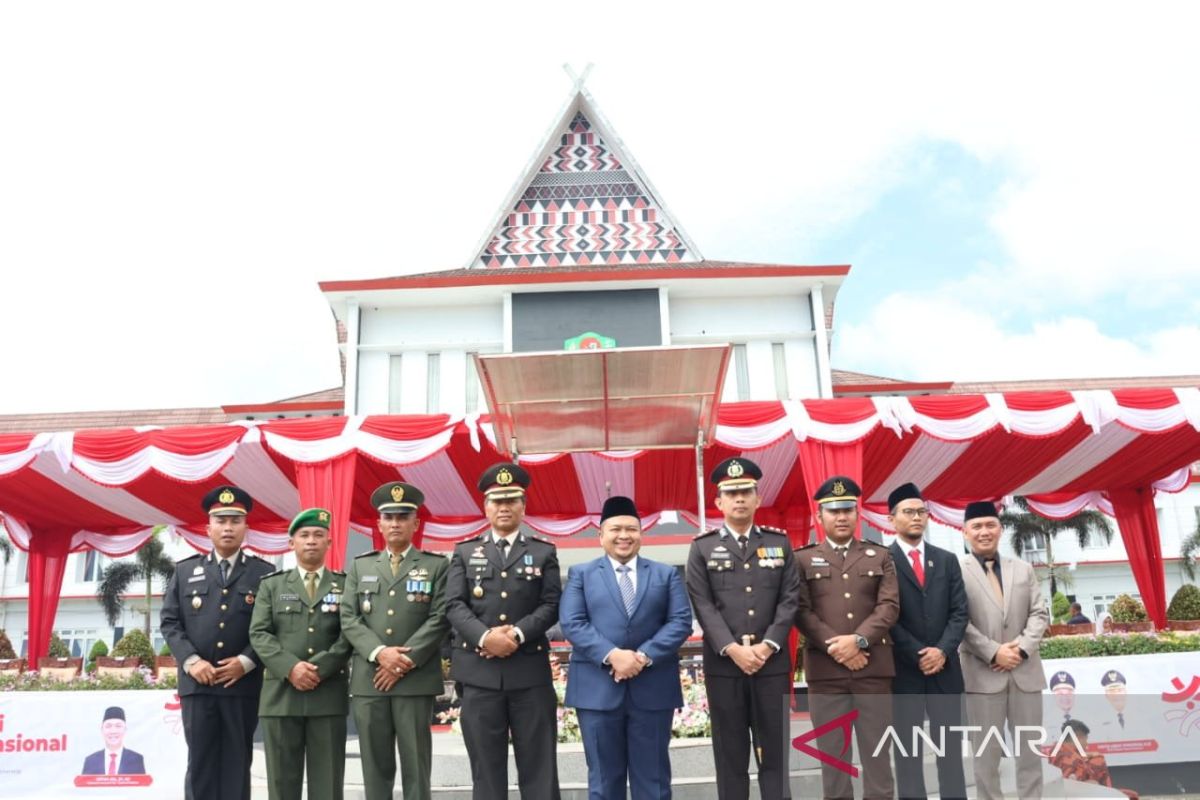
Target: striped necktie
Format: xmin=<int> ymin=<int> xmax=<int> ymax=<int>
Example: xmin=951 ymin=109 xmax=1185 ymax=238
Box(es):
xmin=616 ymin=564 xmax=635 ymax=616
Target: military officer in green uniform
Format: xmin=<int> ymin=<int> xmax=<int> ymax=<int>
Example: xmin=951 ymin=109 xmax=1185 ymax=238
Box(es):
xmin=341 ymin=481 xmax=450 ymax=800
xmin=249 ymin=508 xmax=352 ymax=800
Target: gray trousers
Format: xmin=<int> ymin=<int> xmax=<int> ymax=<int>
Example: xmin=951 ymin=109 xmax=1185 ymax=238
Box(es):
xmin=965 ymin=683 xmax=1044 ymax=800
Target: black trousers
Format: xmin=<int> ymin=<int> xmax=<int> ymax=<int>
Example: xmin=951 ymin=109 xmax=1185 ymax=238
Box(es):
xmin=180 ymin=693 xmax=259 ymax=800
xmin=707 ymin=671 xmax=792 ymax=800
xmin=893 ymin=689 xmax=967 ymax=800
xmin=459 ymin=682 xmax=560 ymax=800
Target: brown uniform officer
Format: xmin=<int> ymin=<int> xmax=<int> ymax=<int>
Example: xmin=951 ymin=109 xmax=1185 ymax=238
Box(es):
xmin=794 ymin=476 xmax=899 ymax=800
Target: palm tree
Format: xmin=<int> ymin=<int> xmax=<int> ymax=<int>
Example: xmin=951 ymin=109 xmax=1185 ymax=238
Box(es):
xmin=0 ymin=530 xmax=12 ymax=564
xmin=1001 ymin=496 xmax=1114 ymax=597
xmin=1181 ymin=508 xmax=1200 ymax=582
xmin=96 ymin=527 xmax=176 ymax=639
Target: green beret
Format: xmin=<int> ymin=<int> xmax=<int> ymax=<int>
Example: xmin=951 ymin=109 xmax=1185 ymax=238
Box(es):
xmin=289 ymin=508 xmax=332 ymax=536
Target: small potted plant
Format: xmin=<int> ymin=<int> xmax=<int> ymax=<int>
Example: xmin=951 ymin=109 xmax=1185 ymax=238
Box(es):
xmin=1108 ymin=594 xmax=1153 ymax=633
xmin=1165 ymin=584 xmax=1200 ymax=631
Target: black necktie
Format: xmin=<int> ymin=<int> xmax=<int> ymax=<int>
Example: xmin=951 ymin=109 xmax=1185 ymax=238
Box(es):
xmin=220 ymin=559 xmax=230 ymax=583
xmin=736 ymin=535 xmax=747 ymax=552
xmin=1118 ymin=713 xmax=1125 ymax=728
xmin=497 ymin=538 xmax=509 ymax=558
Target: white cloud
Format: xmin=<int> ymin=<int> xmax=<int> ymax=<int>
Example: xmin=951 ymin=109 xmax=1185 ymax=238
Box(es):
xmin=836 ymin=288 xmax=1200 ymax=382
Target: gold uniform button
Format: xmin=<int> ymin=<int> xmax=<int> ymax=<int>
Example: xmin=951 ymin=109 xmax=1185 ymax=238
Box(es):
xmin=309 ymin=608 xmax=315 ymax=615
xmin=220 ymin=604 xmax=228 ymax=611
xmin=537 ymin=645 xmax=543 ymax=651
xmin=745 ymin=586 xmax=752 ymax=593
xmin=499 ymin=614 xmax=508 ymax=622
xmin=882 ymin=638 xmax=888 ymax=644
xmin=748 ymin=609 xmax=756 ymax=616
xmin=744 ymin=563 xmax=750 ymax=570
xmin=847 ymin=613 xmax=854 ymax=619
xmin=308 ymin=627 xmax=315 ymax=633
xmin=842 ymin=574 xmax=849 ymax=580
xmin=385 ymin=628 xmax=393 ymax=635
xmin=216 ymin=641 xmax=224 ymax=648
xmin=222 ymin=588 xmax=229 ymax=595
xmin=389 ymin=590 xmax=396 ymax=597
xmin=387 ymin=609 xmax=395 ymax=616
xmin=307 ymin=647 xmax=314 ymax=655
xmin=218 ymin=622 xmax=225 ymax=629
xmin=844 ymin=592 xmax=851 ymax=599
xmin=501 ymin=591 xmax=508 ymax=598
xmin=868 ymin=570 xmax=875 ymax=576
xmin=501 ymin=571 xmax=508 ymax=578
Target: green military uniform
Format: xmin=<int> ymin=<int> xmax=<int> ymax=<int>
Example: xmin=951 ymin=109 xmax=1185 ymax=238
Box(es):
xmin=341 ymin=482 xmax=450 ymax=800
xmin=248 ymin=508 xmax=352 ymax=800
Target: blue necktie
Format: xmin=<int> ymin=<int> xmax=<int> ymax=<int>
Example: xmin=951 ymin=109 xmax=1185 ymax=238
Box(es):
xmin=616 ymin=565 xmax=635 ymax=616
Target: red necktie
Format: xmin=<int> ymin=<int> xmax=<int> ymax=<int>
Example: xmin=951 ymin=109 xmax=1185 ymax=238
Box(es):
xmin=909 ymin=549 xmax=925 ymax=587
xmin=108 ymin=753 xmax=117 ymax=775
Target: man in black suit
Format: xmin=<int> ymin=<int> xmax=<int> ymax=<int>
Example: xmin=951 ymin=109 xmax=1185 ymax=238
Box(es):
xmin=80 ymin=706 xmax=147 ymax=775
xmin=886 ymin=483 xmax=968 ymax=800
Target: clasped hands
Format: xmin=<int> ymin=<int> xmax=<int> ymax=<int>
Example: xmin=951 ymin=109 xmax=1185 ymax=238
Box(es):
xmin=373 ymin=645 xmax=415 ymax=691
xmin=825 ymin=635 xmax=869 ymax=671
xmin=990 ymin=639 xmax=1023 ymax=671
xmin=607 ymin=649 xmax=649 ymax=682
xmin=188 ymin=657 xmax=247 ymax=688
xmin=478 ymin=625 xmax=520 ymax=659
xmin=727 ymin=642 xmax=774 ymax=676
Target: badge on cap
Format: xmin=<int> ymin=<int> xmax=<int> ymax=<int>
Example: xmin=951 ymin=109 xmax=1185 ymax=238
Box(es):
xmin=832 ymin=480 xmax=846 ymax=497
xmin=219 ymin=489 xmax=235 ymax=505
xmin=497 ymin=469 xmax=513 ymax=486
xmin=391 ymin=485 xmax=405 ymax=502
xmin=728 ymin=460 xmax=744 ymax=478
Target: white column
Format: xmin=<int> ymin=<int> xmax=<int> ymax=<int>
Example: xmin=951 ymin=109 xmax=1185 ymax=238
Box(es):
xmin=810 ymin=285 xmax=833 ymax=399
xmin=502 ymin=292 xmax=514 ymax=353
xmin=344 ymin=300 xmax=361 ymax=415
xmin=658 ymin=286 xmax=671 ymax=345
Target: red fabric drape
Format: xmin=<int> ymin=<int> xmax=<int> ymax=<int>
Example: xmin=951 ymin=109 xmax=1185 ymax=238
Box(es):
xmin=1108 ymin=487 xmax=1167 ymax=628
xmin=795 ymin=441 xmax=864 ymax=542
xmin=294 ymin=453 xmax=358 ymax=571
xmin=26 ymin=526 xmax=73 ymax=668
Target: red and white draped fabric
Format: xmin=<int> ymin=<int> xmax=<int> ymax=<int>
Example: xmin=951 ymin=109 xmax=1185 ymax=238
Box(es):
xmin=2 ymin=388 xmax=1199 ymax=665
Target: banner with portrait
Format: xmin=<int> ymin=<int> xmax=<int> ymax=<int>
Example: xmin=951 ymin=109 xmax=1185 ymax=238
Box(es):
xmin=0 ymin=690 xmax=185 ymax=798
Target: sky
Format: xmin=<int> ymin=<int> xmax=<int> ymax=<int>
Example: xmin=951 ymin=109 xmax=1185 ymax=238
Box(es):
xmin=1 ymin=2 xmax=1197 ymax=414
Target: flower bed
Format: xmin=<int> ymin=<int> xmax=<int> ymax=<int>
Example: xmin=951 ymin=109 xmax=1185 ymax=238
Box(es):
xmin=0 ymin=665 xmax=177 ymax=692
xmin=1039 ymin=631 xmax=1200 ymax=660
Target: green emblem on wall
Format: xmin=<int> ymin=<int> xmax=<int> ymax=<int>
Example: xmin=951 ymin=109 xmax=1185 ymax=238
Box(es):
xmin=564 ymin=331 xmax=617 ymax=350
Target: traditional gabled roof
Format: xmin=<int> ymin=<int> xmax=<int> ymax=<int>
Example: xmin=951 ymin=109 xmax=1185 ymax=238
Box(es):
xmin=469 ymin=74 xmax=701 ymax=269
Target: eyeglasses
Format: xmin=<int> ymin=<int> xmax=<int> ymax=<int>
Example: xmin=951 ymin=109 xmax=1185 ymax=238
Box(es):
xmin=897 ymin=508 xmax=930 ymax=519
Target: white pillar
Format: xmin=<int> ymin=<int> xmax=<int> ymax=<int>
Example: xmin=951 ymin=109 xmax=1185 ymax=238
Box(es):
xmin=658 ymin=286 xmax=671 ymax=345
xmin=344 ymin=300 xmax=361 ymax=415
xmin=810 ymin=285 xmax=833 ymax=399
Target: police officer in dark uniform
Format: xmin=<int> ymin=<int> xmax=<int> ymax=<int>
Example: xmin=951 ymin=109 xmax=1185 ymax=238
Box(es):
xmin=445 ymin=463 xmax=562 ymax=800
xmin=341 ymin=482 xmax=450 ymax=800
xmin=794 ymin=476 xmax=899 ymax=800
xmin=160 ymin=485 xmax=276 ymax=800
xmin=686 ymin=457 xmax=801 ymax=800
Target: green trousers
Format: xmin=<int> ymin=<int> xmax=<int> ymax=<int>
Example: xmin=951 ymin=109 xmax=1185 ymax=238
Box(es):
xmin=352 ymin=694 xmax=436 ymax=800
xmin=260 ymin=714 xmax=347 ymax=800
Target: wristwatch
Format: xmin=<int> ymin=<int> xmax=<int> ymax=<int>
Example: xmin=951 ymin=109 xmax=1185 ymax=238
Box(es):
xmin=855 ymin=634 xmax=869 ymax=650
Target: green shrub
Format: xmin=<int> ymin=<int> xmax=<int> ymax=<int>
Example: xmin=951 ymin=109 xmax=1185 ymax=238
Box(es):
xmin=1108 ymin=594 xmax=1148 ymax=623
xmin=48 ymin=633 xmax=70 ymax=658
xmin=1040 ymin=632 xmax=1200 ymax=659
xmin=111 ymin=629 xmax=155 ymax=667
xmin=159 ymin=643 xmax=172 ymax=657
xmin=1167 ymin=584 xmax=1200 ymax=620
xmin=1051 ymin=592 xmax=1071 ymax=624
xmin=0 ymin=629 xmax=16 ymax=660
xmin=86 ymin=639 xmax=109 ymax=672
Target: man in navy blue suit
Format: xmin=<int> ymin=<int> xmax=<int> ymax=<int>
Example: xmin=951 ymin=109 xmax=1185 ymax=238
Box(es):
xmin=886 ymin=483 xmax=968 ymax=800
xmin=80 ymin=706 xmax=147 ymax=775
xmin=560 ymin=495 xmax=694 ymax=800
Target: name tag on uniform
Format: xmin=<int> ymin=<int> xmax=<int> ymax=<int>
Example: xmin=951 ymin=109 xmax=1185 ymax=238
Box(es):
xmin=279 ymin=593 xmax=301 ymax=601
xmin=187 ymin=575 xmax=205 ymax=583
xmin=360 ymin=575 xmax=379 ymax=583
xmin=812 ymin=557 xmax=828 ymax=565
xmin=468 ymin=557 xmax=489 ymax=566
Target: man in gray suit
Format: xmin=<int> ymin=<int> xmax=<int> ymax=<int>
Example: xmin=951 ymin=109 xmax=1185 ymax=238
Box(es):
xmin=958 ymin=501 xmax=1050 ymax=800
